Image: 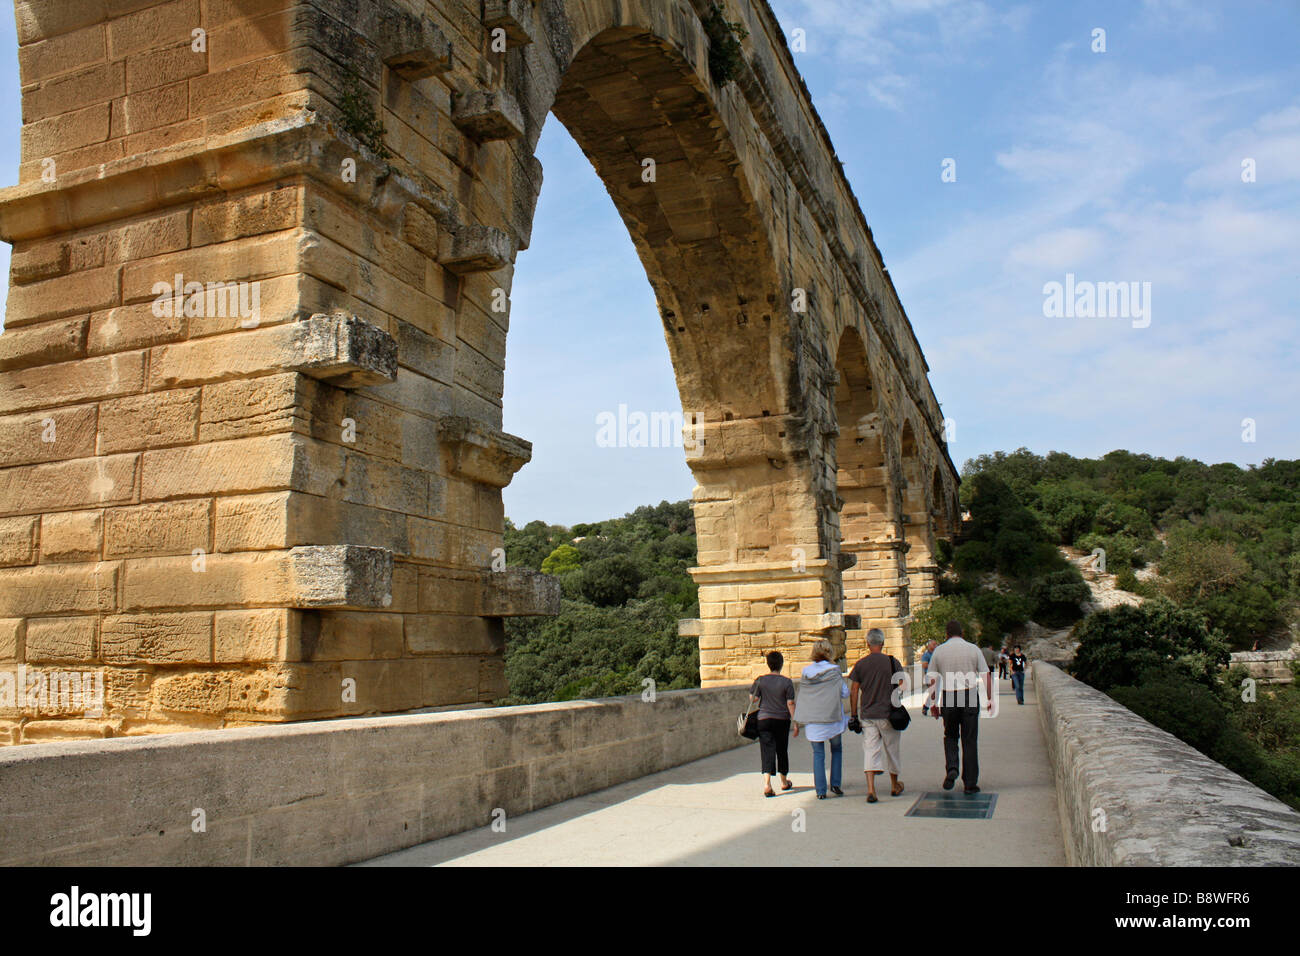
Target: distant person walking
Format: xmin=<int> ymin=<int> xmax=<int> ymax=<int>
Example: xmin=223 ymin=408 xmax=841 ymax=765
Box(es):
xmin=982 ymin=644 xmax=997 ymax=675
xmin=997 ymin=646 xmax=1010 ymax=680
xmin=750 ymin=651 xmax=796 ymax=797
xmin=927 ymin=621 xmax=993 ymax=794
xmin=793 ymin=639 xmax=849 ymax=799
xmin=848 ymin=629 xmax=906 ymax=802
xmin=1009 ymin=645 xmax=1028 ymax=705
xmin=921 ymin=640 xmax=938 ymax=680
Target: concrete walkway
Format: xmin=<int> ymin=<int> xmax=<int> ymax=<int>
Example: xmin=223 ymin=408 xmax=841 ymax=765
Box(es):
xmin=360 ymin=674 xmax=1065 ymax=866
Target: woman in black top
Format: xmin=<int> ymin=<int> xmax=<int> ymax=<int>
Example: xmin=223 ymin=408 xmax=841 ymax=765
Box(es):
xmin=749 ymin=650 xmax=797 ymax=797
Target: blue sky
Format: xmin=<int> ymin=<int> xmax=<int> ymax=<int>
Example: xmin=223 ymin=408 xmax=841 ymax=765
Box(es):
xmin=1 ymin=2 xmax=1296 ymax=527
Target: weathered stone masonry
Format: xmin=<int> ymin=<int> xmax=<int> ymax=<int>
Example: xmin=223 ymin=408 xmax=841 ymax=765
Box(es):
xmin=0 ymin=0 xmax=957 ymax=742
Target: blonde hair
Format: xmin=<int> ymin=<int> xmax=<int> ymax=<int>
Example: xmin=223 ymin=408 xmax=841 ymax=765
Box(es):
xmin=810 ymin=638 xmax=834 ymax=663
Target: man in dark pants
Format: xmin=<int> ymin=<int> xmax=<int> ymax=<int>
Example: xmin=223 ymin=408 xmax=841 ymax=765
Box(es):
xmin=1009 ymin=645 xmax=1028 ymax=705
xmin=927 ymin=621 xmax=994 ymax=793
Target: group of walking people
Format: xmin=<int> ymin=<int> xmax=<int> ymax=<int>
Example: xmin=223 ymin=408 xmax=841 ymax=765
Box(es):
xmin=749 ymin=622 xmax=1026 ymax=799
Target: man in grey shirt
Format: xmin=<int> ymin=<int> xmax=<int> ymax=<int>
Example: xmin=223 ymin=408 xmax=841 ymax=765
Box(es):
xmin=926 ymin=620 xmax=993 ymax=793
xmin=849 ymin=629 xmax=905 ymax=802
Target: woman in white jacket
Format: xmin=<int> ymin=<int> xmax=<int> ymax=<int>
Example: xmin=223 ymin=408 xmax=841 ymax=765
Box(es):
xmin=792 ymin=639 xmax=850 ymax=799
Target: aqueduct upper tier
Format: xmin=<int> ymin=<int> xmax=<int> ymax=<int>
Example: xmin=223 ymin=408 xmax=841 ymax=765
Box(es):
xmin=0 ymin=0 xmax=958 ymax=741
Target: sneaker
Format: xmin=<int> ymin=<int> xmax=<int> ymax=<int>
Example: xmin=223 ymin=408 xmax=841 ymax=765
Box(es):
xmin=830 ymin=786 xmax=843 ymax=796
xmin=817 ymin=793 xmax=826 ymax=800
xmin=942 ymin=772 xmax=957 ymax=791
xmin=964 ymin=785 xmax=981 ymax=794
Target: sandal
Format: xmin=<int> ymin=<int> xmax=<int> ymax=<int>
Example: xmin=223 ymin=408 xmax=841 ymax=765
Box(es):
xmin=892 ymin=782 xmax=905 ymax=797
xmin=866 ymin=793 xmax=878 ymax=803
xmin=764 ymin=789 xmax=775 ymax=798
xmin=780 ymin=779 xmax=793 ymax=791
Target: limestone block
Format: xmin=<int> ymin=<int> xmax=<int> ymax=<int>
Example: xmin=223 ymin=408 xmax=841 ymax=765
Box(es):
xmin=139 ymin=434 xmax=296 ymax=500
xmin=214 ymin=608 xmax=292 ymax=663
xmin=0 ymin=516 xmax=39 ymax=567
xmin=149 ymin=313 xmax=397 ymax=390
xmin=401 ymin=202 xmax=439 ymax=259
xmin=0 ymin=317 xmax=87 ymax=372
xmin=40 ymin=510 xmax=102 ymax=562
xmin=121 ymin=546 xmax=393 ymax=611
xmin=0 ymin=562 xmax=119 ymax=616
xmin=295 ymin=611 xmax=404 ymax=661
xmin=103 ymin=499 xmax=210 ymax=558
xmin=0 ymin=619 xmax=21 ymax=661
xmin=0 ymin=454 xmax=139 ymax=518
xmin=98 ymin=388 xmax=199 ymax=452
xmin=451 ymin=90 xmax=525 ymax=143
xmin=191 ymin=183 xmax=301 ymax=247
xmin=25 ymin=616 xmax=97 ymax=663
xmin=150 ymin=669 xmax=236 ymax=717
xmin=479 ymin=568 xmax=560 ymax=617
xmin=678 ymin=618 xmax=702 ymax=637
xmin=106 ymin=0 xmax=199 ymax=61
xmin=100 ymin=612 xmax=213 ymax=664
xmin=437 ymin=416 xmax=530 ymax=487
xmin=0 ymin=352 xmax=144 ymax=415
xmin=88 ymin=301 xmax=185 ymax=355
xmin=14 ymin=1 xmax=107 ymax=47
xmin=125 ymin=40 xmax=207 ymax=94
xmin=483 ymin=0 xmax=536 ymax=46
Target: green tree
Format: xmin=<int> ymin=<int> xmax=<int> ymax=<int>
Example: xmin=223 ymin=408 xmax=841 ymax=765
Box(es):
xmin=911 ymin=595 xmax=979 ymax=647
xmin=540 ymin=544 xmax=581 ymax=575
xmin=1070 ymin=599 xmax=1230 ymax=692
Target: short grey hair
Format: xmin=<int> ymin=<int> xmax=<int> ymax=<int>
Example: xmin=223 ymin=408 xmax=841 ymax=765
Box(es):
xmin=867 ymin=628 xmax=885 ymax=646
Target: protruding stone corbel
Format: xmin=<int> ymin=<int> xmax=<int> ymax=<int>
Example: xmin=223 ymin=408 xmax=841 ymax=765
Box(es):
xmin=288 ymin=545 xmax=394 ymax=608
xmin=678 ymin=619 xmax=703 ymax=637
xmin=379 ymin=10 xmax=453 ymax=79
xmin=484 ymin=0 xmax=537 ymax=46
xmin=438 ymin=223 xmax=514 ymax=273
xmin=295 ymin=312 xmax=398 ymax=388
xmin=452 ymin=90 xmax=525 ymax=142
xmin=438 ymin=417 xmax=531 ymax=487
xmin=480 ymin=568 xmax=560 ymax=617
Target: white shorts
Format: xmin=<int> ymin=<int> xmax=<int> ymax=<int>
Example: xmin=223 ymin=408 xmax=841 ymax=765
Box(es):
xmin=861 ymin=718 xmax=902 ymax=774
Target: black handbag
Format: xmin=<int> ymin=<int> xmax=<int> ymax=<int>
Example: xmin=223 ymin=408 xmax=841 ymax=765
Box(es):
xmin=737 ymin=705 xmax=760 ymax=740
xmin=888 ymin=656 xmax=911 ymax=731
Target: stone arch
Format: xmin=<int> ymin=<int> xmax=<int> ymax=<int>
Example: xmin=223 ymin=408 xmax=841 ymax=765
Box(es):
xmin=506 ymin=15 xmax=842 ymax=684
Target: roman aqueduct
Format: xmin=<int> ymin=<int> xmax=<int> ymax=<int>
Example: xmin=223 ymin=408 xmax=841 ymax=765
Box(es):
xmin=0 ymin=0 xmax=958 ymax=741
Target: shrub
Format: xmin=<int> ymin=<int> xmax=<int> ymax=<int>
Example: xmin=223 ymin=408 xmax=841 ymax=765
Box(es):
xmin=1070 ymin=598 xmax=1230 ymax=692
xmin=579 ymin=554 xmax=643 ymax=606
xmin=952 ymin=540 xmax=995 ymax=575
xmin=911 ymin=595 xmax=979 ymax=647
xmin=1028 ymin=567 xmax=1091 ymax=627
xmin=972 ymin=589 xmax=1034 ymax=639
xmin=702 ymin=3 xmax=748 ymax=84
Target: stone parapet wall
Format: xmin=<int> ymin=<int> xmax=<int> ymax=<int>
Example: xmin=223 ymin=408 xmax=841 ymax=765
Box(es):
xmin=1033 ymin=661 xmax=1300 ymax=866
xmin=0 ymin=683 xmax=749 ymax=865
